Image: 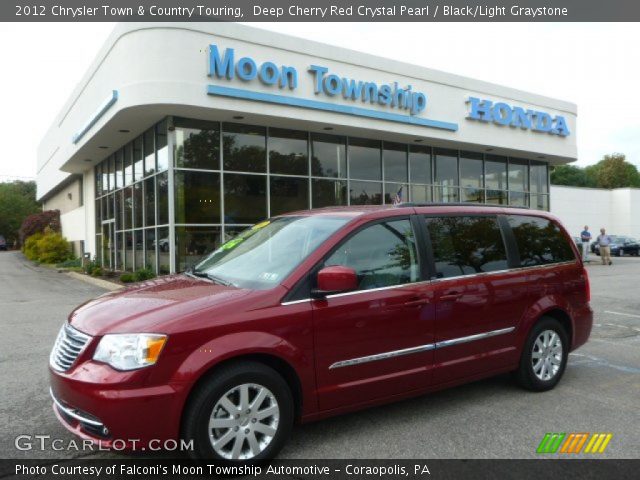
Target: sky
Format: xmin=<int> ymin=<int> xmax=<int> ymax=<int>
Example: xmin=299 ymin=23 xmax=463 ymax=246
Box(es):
xmin=1 ymin=22 xmax=639 ymax=182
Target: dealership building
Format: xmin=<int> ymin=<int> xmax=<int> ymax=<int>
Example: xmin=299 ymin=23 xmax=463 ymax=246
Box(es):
xmin=37 ymin=22 xmax=577 ymax=274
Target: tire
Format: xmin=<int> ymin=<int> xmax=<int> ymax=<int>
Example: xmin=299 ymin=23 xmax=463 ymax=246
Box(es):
xmin=515 ymin=317 xmax=569 ymax=392
xmin=182 ymin=361 xmax=294 ymax=463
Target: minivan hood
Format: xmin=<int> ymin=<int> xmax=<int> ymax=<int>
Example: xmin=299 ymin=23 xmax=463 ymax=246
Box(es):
xmin=68 ymin=275 xmax=254 ymax=336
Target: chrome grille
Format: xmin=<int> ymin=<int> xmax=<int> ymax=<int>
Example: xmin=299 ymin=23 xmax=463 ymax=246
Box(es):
xmin=49 ymin=323 xmax=91 ymax=372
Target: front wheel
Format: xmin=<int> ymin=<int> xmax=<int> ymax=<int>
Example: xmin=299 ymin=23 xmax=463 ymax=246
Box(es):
xmin=515 ymin=317 xmax=569 ymax=392
xmin=182 ymin=361 xmax=294 ymax=462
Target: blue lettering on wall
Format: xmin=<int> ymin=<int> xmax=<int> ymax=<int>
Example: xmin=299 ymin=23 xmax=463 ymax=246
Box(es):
xmin=466 ymin=97 xmax=570 ymax=137
xmin=208 ymin=44 xmax=427 ymax=116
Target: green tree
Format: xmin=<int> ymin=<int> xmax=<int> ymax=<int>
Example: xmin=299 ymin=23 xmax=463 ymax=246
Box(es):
xmin=594 ymin=153 xmax=640 ymax=189
xmin=550 ymin=165 xmax=590 ymax=187
xmin=0 ymin=180 xmax=40 ymax=247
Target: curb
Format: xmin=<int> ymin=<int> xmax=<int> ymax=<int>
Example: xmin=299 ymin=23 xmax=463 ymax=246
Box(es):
xmin=66 ymin=271 xmax=123 ymax=291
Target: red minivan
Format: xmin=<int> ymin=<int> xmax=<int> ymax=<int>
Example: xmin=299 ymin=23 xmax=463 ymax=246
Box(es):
xmin=49 ymin=204 xmax=592 ymax=462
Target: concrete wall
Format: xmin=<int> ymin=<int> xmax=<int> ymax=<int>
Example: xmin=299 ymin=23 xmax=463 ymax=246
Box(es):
xmin=551 ymin=185 xmax=640 ymax=239
xmin=42 ymin=177 xmax=82 ymax=215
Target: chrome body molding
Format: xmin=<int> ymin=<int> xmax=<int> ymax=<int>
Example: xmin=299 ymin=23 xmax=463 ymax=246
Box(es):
xmin=434 ymin=326 xmax=515 ymax=349
xmin=50 ymin=388 xmax=104 ymax=427
xmin=280 ymin=261 xmax=578 ymax=306
xmin=328 ymin=326 xmax=516 ymax=370
xmin=329 ymin=343 xmax=435 ymax=369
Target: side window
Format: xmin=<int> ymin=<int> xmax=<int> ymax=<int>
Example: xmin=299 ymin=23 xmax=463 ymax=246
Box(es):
xmin=325 ymin=219 xmax=419 ymax=291
xmin=507 ymin=215 xmax=575 ymax=266
xmin=426 ymin=215 xmax=508 ymax=278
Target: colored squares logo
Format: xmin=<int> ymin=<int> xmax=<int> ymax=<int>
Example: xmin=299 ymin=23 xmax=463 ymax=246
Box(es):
xmin=537 ymin=433 xmax=613 ymax=454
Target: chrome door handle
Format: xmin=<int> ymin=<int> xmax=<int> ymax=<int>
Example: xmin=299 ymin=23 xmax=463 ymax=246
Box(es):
xmin=440 ymin=292 xmax=462 ymax=301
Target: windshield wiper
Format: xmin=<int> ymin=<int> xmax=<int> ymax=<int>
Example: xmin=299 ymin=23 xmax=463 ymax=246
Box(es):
xmin=187 ymin=268 xmax=235 ymax=287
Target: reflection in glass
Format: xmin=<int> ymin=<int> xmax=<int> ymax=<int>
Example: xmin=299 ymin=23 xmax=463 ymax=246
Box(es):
xmin=409 ymin=145 xmax=431 ymax=184
xmin=508 ymin=159 xmax=528 ymax=192
xmin=175 ymin=171 xmax=220 ymax=224
xmin=508 ymin=215 xmax=574 ymax=266
xmin=107 ymin=156 xmax=115 ymax=193
xmin=157 ymin=172 xmax=169 ymax=225
xmin=95 ymin=164 xmax=102 ymax=195
xmin=269 ymin=128 xmax=308 ymax=176
xmin=427 ymin=216 xmax=508 ymax=278
xmin=224 ymin=174 xmax=267 ymax=224
xmin=144 ymin=177 xmax=155 ymax=226
xmin=485 ymin=189 xmax=506 ymax=204
xmin=349 ymin=181 xmax=382 ymax=205
xmin=114 ymin=149 xmax=123 ymax=190
xmin=531 ymin=194 xmax=549 ymax=211
xmin=157 ymin=227 xmax=170 ymax=274
xmin=434 ymin=148 xmax=458 ymax=202
xmin=114 ymin=191 xmax=123 ymax=230
xmin=144 ymin=128 xmax=156 ymax=175
xmin=223 ymin=123 xmax=266 ymax=172
xmin=349 ymin=138 xmax=381 ymax=180
xmin=124 ymin=144 xmax=133 ymax=186
xmin=133 ymin=182 xmax=143 ymax=228
xmin=383 ymin=143 xmax=407 ymax=183
xmin=134 ymin=230 xmax=144 ymax=268
xmin=325 ymin=219 xmax=418 ymax=290
xmin=311 ymin=179 xmax=347 ymax=208
xmin=270 ymin=176 xmax=309 ymax=216
xmin=176 ymin=226 xmax=221 ymax=272
xmin=174 ymin=118 xmax=219 ymax=170
xmin=410 ymin=184 xmax=432 ymax=203
xmin=384 ymin=183 xmax=407 ymax=204
xmin=530 ymin=163 xmax=548 ymax=194
xmin=124 ymin=231 xmax=134 ymax=272
xmin=485 ymin=154 xmax=508 ymax=190
xmin=460 ymin=188 xmax=483 ymax=203
xmin=156 ymin=120 xmax=169 ymax=172
xmin=460 ymin=152 xmax=482 ymax=188
xmin=311 ymin=134 xmax=346 ymax=178
xmin=509 ymin=191 xmax=528 ymax=207
xmin=133 ymin=136 xmax=144 ymax=182
xmin=145 ymin=228 xmax=157 ymax=273
xmin=123 ymin=187 xmax=133 ymax=230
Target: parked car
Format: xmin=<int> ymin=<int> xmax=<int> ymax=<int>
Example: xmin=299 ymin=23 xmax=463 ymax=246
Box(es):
xmin=591 ymin=236 xmax=639 ymax=256
xmin=0 ymin=235 xmax=7 ymax=251
xmin=49 ymin=205 xmax=592 ymax=462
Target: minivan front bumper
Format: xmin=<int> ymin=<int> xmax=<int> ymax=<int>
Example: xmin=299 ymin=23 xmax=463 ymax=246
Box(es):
xmin=49 ymin=363 xmax=188 ymax=449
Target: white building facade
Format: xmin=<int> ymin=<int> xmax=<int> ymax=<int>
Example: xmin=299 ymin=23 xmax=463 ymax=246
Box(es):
xmin=550 ymin=185 xmax=640 ymax=239
xmin=37 ymin=23 xmax=577 ymax=274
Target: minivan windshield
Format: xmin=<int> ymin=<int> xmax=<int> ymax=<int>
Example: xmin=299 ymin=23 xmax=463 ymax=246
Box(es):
xmin=192 ymin=216 xmax=350 ymax=289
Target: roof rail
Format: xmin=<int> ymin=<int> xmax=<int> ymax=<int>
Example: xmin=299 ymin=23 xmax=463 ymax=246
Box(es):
xmin=396 ymin=202 xmax=530 ymax=209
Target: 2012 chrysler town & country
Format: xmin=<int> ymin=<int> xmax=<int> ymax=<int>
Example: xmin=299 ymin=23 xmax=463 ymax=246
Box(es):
xmin=49 ymin=204 xmax=592 ymax=462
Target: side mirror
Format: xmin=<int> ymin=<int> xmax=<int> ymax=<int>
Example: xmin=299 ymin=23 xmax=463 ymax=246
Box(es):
xmin=311 ymin=266 xmax=358 ymax=298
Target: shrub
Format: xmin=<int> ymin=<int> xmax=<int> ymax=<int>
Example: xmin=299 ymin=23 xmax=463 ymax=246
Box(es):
xmin=23 ymin=232 xmax=44 ymax=261
xmin=35 ymin=232 xmax=72 ymax=264
xmin=56 ymin=258 xmax=81 ymax=268
xmin=90 ymin=266 xmax=103 ymax=277
xmin=120 ymin=273 xmax=136 ymax=283
xmin=19 ymin=210 xmax=61 ymax=245
xmin=135 ymin=268 xmax=156 ymax=282
xmin=84 ymin=256 xmax=100 ymax=275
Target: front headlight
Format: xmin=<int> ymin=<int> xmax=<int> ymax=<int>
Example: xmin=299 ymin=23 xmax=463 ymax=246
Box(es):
xmin=93 ymin=334 xmax=167 ymax=371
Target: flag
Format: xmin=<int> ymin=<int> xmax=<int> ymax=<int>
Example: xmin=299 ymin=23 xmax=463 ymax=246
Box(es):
xmin=393 ymin=186 xmax=403 ymax=205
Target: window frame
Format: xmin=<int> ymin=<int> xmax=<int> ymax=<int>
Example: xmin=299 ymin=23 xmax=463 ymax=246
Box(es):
xmin=282 ymin=214 xmax=428 ymax=302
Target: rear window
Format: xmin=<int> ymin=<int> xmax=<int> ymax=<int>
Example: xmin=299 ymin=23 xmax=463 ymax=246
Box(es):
xmin=507 ymin=215 xmax=575 ymax=266
xmin=426 ymin=215 xmax=508 ymax=279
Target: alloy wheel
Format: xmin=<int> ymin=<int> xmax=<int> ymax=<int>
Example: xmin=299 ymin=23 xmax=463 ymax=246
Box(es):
xmin=531 ymin=329 xmax=563 ymax=381
xmin=208 ymin=383 xmax=280 ymax=460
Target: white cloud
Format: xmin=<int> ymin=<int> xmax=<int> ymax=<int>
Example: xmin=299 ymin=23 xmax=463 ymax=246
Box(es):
xmin=1 ymin=22 xmax=639 ymax=180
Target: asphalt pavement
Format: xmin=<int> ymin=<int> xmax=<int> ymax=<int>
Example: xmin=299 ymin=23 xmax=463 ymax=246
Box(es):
xmin=0 ymin=250 xmax=638 ymax=459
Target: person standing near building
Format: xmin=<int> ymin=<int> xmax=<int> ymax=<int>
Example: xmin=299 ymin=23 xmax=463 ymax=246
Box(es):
xmin=597 ymin=228 xmax=612 ymax=266
xmin=580 ymin=225 xmax=591 ymax=262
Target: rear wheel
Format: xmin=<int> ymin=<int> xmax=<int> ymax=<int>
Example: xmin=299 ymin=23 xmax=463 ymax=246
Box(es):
xmin=183 ymin=361 xmax=294 ymax=462
xmin=516 ymin=317 xmax=568 ymax=392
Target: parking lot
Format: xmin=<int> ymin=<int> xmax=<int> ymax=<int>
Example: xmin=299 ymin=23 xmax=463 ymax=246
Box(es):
xmin=0 ymin=250 xmax=638 ymax=459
